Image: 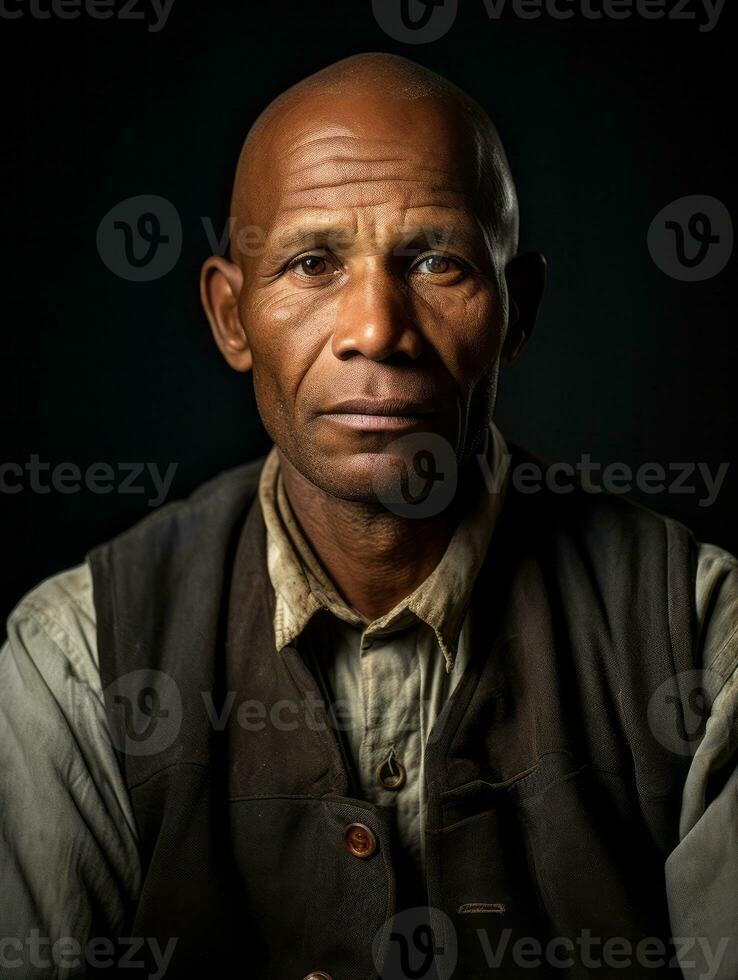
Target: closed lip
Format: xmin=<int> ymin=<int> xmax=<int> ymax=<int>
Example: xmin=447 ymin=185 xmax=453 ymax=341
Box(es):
xmin=322 ymin=398 xmax=435 ymax=417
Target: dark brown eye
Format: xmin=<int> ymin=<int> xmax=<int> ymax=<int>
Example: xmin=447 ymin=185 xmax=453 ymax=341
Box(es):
xmin=416 ymin=254 xmax=453 ymax=275
xmin=294 ymin=255 xmax=328 ymax=277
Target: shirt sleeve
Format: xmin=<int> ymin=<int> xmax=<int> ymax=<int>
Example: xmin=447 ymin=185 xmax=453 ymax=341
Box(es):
xmin=665 ymin=543 xmax=738 ymax=980
xmin=0 ymin=563 xmax=140 ymax=979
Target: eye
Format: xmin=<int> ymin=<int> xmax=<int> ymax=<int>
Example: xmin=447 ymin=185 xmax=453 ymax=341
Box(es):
xmin=412 ymin=253 xmax=467 ymax=280
xmin=287 ymin=252 xmax=337 ymax=280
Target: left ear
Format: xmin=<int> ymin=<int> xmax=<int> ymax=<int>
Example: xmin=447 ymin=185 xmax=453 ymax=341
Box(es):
xmin=502 ymin=251 xmax=547 ymax=364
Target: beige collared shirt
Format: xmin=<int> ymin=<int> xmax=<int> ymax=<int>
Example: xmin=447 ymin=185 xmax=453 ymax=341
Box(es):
xmin=259 ymin=424 xmax=509 ymax=872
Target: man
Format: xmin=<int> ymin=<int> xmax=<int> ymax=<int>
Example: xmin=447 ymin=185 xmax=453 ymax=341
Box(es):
xmin=1 ymin=53 xmax=736 ymax=980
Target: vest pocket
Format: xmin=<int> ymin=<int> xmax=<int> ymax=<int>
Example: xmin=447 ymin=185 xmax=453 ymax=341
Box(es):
xmin=427 ymin=776 xmax=552 ymax=979
xmin=426 ymin=756 xmax=676 ymax=978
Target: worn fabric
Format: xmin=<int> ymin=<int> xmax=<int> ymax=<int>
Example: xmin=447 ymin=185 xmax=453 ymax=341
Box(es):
xmin=0 ymin=441 xmax=736 ymax=977
xmin=258 ymin=424 xmax=508 ymax=875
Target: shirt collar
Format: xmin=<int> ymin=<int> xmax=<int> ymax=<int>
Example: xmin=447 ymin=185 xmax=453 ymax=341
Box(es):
xmin=259 ymin=423 xmax=509 ymax=672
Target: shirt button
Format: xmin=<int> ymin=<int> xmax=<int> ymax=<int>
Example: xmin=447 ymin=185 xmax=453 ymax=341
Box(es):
xmin=302 ymin=973 xmax=332 ymax=980
xmin=344 ymin=822 xmax=378 ymax=859
xmin=377 ymin=752 xmax=407 ymax=791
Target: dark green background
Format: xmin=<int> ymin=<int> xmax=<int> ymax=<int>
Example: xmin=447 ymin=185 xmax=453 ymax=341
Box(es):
xmin=2 ymin=0 xmax=735 ymax=621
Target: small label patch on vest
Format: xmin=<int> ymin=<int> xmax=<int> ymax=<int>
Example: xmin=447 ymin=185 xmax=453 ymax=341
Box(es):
xmin=457 ymin=903 xmax=506 ymax=915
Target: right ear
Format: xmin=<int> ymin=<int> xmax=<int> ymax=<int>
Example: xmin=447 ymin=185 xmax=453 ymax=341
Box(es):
xmin=200 ymin=256 xmax=252 ymax=372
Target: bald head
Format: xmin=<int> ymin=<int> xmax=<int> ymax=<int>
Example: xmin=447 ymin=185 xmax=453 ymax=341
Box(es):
xmin=229 ymin=53 xmax=519 ymax=264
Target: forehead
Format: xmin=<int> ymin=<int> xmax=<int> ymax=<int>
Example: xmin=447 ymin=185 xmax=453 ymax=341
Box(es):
xmin=245 ymin=91 xmax=484 ymax=238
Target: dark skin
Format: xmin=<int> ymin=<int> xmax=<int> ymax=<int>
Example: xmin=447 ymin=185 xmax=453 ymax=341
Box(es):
xmin=201 ymin=54 xmax=546 ymax=620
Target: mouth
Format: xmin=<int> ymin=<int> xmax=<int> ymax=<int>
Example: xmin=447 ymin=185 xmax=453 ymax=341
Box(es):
xmin=320 ymin=398 xmax=436 ymax=432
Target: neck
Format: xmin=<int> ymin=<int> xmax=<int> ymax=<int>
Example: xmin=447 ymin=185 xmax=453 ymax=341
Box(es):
xmin=278 ymin=451 xmax=478 ymax=621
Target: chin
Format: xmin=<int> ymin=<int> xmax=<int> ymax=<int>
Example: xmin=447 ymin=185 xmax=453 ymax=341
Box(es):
xmin=279 ymin=416 xmax=463 ymax=508
xmin=304 ymin=441 xmax=462 ymax=520
xmin=300 ymin=450 xmax=396 ymax=504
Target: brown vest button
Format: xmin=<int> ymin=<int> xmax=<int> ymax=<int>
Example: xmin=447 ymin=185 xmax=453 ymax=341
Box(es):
xmin=302 ymin=973 xmax=332 ymax=980
xmin=344 ymin=822 xmax=378 ymax=859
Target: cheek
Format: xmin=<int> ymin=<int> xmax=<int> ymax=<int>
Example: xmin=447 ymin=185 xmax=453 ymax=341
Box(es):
xmin=415 ymin=278 xmax=507 ymax=386
xmin=242 ymin=288 xmax=337 ymax=420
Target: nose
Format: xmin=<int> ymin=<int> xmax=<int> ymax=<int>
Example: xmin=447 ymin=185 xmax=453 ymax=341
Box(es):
xmin=331 ymin=261 xmax=423 ymax=362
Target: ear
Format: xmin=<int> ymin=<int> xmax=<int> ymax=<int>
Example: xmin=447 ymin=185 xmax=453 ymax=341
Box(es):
xmin=502 ymin=252 xmax=547 ymax=365
xmin=200 ymin=256 xmax=252 ymax=372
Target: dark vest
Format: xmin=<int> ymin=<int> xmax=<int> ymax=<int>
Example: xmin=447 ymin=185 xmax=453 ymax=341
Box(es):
xmin=88 ymin=447 xmax=700 ymax=980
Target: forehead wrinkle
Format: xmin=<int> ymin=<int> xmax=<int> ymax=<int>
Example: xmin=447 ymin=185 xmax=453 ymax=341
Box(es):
xmin=285 ymin=192 xmax=475 ymax=215
xmin=285 ymin=175 xmax=460 ymax=193
xmin=266 ymin=211 xmax=359 ymax=246
xmin=270 ymin=225 xmax=357 ymax=250
xmin=266 ymin=208 xmax=482 ymax=259
xmin=402 ymin=202 xmax=468 ymax=213
xmin=283 ymin=137 xmax=413 ymax=168
xmin=288 ymin=156 xmax=421 ymax=178
xmin=273 ymin=181 xmax=476 ymax=219
xmin=230 ymin=54 xmax=519 ymax=261
xmin=276 ymin=148 xmax=481 ymax=228
xmin=280 ymin=124 xmax=471 ymax=180
xmin=271 ymin=204 xmax=393 ymax=219
xmin=283 ymin=142 xmax=470 ymax=182
xmin=398 ymin=208 xmax=481 ymax=233
xmin=284 ymin=165 xmax=469 ymax=187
